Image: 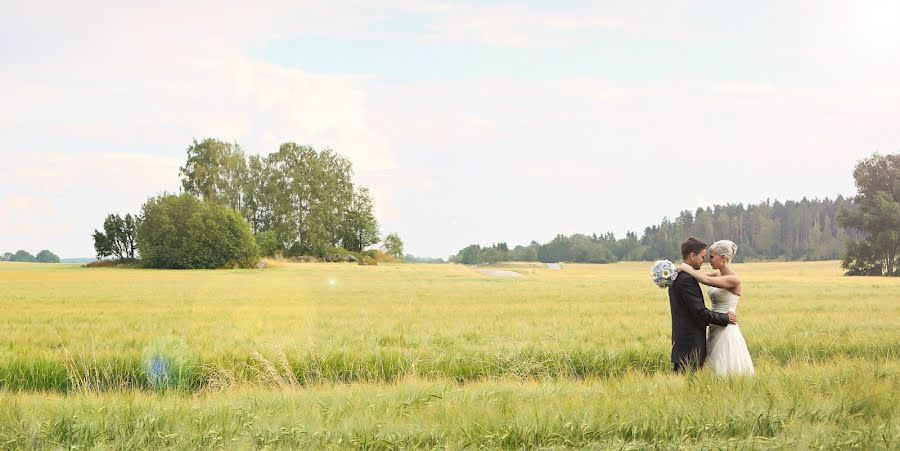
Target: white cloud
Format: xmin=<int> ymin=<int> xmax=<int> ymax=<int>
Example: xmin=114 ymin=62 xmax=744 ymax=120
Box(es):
xmin=0 ymin=2 xmax=399 ymax=257
xmin=0 ymin=152 xmax=180 ymax=257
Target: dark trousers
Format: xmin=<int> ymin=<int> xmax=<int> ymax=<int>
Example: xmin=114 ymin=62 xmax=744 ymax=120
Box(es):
xmin=673 ymin=352 xmax=704 ymax=373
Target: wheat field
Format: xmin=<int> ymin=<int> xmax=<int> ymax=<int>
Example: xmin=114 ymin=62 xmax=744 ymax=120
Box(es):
xmin=0 ymin=261 xmax=897 ymax=449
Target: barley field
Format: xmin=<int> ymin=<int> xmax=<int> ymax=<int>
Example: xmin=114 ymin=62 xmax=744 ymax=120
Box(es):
xmin=0 ymin=261 xmax=897 ymax=449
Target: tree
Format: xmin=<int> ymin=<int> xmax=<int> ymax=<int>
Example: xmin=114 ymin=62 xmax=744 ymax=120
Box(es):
xmin=92 ymin=213 xmax=139 ymax=261
xmin=838 ymin=152 xmax=900 ymax=276
xmin=35 ymin=250 xmax=60 ymax=263
xmin=254 ymin=230 xmax=279 ymax=257
xmin=11 ymin=250 xmax=36 ymax=262
xmin=179 ymin=138 xmax=248 ymax=212
xmin=382 ymin=233 xmax=404 ymax=260
xmin=0 ymin=252 xmax=12 ymax=261
xmin=453 ymin=244 xmax=483 ymax=264
xmin=136 ymin=193 xmax=259 ymax=269
xmin=340 ymin=186 xmax=380 ymax=252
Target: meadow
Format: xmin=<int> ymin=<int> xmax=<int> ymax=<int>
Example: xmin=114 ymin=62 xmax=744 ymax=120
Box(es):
xmin=0 ymin=260 xmax=897 ymax=449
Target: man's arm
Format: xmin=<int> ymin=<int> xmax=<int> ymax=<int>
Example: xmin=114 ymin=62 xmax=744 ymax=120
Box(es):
xmin=678 ymin=277 xmax=733 ymax=326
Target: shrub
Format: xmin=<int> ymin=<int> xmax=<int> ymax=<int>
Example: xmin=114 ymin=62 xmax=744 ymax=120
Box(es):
xmin=136 ymin=193 xmax=259 ymax=269
xmin=254 ymin=231 xmax=279 ymax=257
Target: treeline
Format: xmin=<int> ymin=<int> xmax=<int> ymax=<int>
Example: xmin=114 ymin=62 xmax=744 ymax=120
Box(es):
xmin=451 ymin=197 xmax=855 ymax=264
xmin=0 ymin=250 xmax=60 ymax=263
xmin=179 ymin=138 xmax=379 ymax=256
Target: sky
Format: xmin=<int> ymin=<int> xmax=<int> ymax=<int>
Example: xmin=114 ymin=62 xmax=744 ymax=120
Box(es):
xmin=1 ymin=0 xmax=899 ymax=259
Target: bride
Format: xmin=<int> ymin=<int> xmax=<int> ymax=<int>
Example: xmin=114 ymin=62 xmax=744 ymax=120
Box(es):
xmin=677 ymin=240 xmax=755 ymax=375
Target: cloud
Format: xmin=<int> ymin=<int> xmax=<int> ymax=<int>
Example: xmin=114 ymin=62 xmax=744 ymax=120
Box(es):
xmin=0 ymin=1 xmax=397 ymax=168
xmin=0 ymin=152 xmax=181 ymax=257
xmin=0 ymin=2 xmax=400 ymax=259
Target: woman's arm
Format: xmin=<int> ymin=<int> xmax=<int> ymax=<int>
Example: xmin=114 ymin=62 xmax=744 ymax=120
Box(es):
xmin=705 ymin=269 xmax=721 ymax=277
xmin=677 ymin=263 xmax=740 ymax=289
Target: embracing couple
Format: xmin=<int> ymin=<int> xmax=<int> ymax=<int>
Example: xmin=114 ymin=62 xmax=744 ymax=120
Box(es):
xmin=668 ymin=236 xmax=754 ymax=375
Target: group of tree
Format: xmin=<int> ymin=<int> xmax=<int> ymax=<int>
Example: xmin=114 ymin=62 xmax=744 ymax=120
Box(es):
xmin=90 ymin=138 xmax=395 ymax=269
xmin=450 ymin=151 xmax=900 ymax=277
xmin=0 ymin=250 xmax=60 ymax=263
xmin=450 ymin=198 xmax=854 ymax=264
xmin=405 ymin=254 xmax=446 ymax=264
xmin=179 ymin=138 xmax=380 ymax=257
xmin=451 ymin=235 xmax=615 ymax=265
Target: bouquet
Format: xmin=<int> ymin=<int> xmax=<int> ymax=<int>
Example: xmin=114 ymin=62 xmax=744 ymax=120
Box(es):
xmin=651 ymin=259 xmax=678 ymax=288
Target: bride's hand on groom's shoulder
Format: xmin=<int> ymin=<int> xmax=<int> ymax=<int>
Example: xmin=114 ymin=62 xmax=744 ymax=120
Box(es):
xmin=676 ymin=262 xmax=689 ymax=272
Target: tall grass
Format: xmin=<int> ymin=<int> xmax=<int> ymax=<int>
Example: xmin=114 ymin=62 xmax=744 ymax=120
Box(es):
xmin=0 ymin=260 xmax=897 ymax=448
xmin=0 ymin=360 xmax=895 ymax=449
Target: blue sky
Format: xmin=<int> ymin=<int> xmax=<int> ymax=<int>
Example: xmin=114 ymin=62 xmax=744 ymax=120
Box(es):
xmin=1 ymin=0 xmax=899 ymax=258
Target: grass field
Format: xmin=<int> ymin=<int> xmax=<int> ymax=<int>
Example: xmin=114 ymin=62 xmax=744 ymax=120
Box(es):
xmin=0 ymin=260 xmax=897 ymax=449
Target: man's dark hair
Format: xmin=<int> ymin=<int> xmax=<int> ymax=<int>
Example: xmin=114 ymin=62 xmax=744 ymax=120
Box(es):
xmin=681 ymin=237 xmax=708 ymax=259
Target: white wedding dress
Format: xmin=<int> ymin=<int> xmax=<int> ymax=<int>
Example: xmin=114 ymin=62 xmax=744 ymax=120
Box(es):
xmin=706 ymin=287 xmax=755 ymax=375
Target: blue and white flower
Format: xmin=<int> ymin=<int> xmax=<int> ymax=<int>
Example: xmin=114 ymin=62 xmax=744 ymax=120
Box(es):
xmin=651 ymin=259 xmax=678 ymax=288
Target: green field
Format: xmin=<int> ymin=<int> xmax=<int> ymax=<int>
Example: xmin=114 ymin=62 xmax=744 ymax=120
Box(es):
xmin=0 ymin=261 xmax=897 ymax=449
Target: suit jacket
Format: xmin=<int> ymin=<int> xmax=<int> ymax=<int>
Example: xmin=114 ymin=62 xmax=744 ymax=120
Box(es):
xmin=668 ymin=271 xmax=730 ymax=366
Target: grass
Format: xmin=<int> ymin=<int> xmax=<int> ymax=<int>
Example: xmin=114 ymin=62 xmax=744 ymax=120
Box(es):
xmin=0 ymin=260 xmax=897 ymax=448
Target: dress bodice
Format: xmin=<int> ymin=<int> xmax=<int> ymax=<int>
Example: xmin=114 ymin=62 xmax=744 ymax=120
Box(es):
xmin=709 ymin=287 xmax=740 ymax=313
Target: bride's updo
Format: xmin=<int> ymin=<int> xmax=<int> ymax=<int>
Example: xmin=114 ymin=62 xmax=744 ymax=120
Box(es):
xmin=710 ymin=240 xmax=737 ymax=262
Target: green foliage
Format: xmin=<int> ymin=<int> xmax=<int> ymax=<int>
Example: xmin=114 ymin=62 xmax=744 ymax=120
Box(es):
xmin=179 ymin=138 xmax=248 ymax=212
xmin=838 ymin=152 xmax=900 ymax=276
xmin=341 ymin=186 xmax=380 ymax=252
xmin=11 ymin=250 xmax=36 ymax=262
xmin=93 ymin=213 xmax=139 ymax=261
xmin=178 ymin=139 xmax=379 ymax=259
xmin=382 ymin=233 xmax=405 ymax=260
xmin=0 ymin=252 xmax=13 ymax=261
xmin=453 ymin=244 xmax=484 ymax=264
xmin=136 ymin=193 xmax=259 ymax=269
xmin=35 ymin=250 xmax=61 ymax=263
xmin=452 ymin=197 xmax=854 ymax=264
xmin=254 ymin=231 xmax=279 ymax=257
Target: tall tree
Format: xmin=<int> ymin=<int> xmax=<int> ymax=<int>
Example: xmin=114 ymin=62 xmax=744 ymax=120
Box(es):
xmin=838 ymin=152 xmax=900 ymax=276
xmin=341 ymin=186 xmax=380 ymax=252
xmin=179 ymin=138 xmax=248 ymax=212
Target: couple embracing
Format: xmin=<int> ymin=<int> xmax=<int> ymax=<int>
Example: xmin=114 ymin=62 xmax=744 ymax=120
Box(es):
xmin=668 ymin=236 xmax=754 ymax=375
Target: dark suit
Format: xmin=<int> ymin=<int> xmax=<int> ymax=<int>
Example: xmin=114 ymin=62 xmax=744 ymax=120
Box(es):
xmin=668 ymin=271 xmax=730 ymax=372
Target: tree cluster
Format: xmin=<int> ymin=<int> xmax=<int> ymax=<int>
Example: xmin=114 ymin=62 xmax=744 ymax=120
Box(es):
xmin=179 ymin=138 xmax=380 ymax=257
xmin=0 ymin=250 xmax=60 ymax=263
xmin=838 ymin=152 xmax=900 ymax=276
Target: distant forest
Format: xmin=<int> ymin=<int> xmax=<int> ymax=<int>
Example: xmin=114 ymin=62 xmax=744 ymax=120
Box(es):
xmin=451 ymin=197 xmax=856 ymax=264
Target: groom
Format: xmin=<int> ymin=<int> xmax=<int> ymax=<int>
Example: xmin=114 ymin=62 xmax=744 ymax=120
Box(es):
xmin=669 ymin=237 xmax=737 ymax=373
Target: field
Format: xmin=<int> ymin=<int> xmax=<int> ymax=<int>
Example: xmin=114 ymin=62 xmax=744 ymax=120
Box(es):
xmin=0 ymin=260 xmax=897 ymax=449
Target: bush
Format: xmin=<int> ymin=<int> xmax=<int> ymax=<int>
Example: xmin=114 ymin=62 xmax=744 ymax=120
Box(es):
xmin=254 ymin=231 xmax=279 ymax=257
xmin=136 ymin=193 xmax=259 ymax=269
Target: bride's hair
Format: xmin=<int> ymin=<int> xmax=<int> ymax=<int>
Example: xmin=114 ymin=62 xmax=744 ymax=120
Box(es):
xmin=710 ymin=240 xmax=737 ymax=262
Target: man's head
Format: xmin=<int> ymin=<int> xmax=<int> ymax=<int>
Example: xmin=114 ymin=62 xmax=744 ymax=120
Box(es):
xmin=680 ymin=237 xmax=708 ymax=270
